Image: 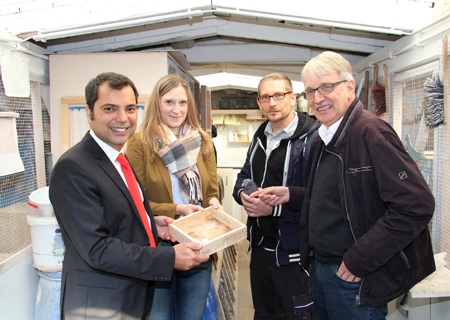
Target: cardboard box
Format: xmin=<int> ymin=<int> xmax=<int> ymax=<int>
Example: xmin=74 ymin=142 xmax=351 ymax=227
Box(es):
xmin=168 ymin=206 xmax=246 ymax=255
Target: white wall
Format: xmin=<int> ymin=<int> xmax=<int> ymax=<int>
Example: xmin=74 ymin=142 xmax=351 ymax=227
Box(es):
xmin=49 ymin=51 xmax=171 ymax=162
xmin=0 ymin=247 xmax=39 ymax=320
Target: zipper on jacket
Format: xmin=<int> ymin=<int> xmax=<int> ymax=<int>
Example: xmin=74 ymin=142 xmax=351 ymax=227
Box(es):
xmin=303 ymin=135 xmax=307 ymax=157
xmin=275 ymin=229 xmax=281 ymax=267
xmin=301 ymin=264 xmax=310 ymax=276
xmin=257 ymin=137 xmax=270 ymax=187
xmin=400 ymin=250 xmax=411 ymax=269
xmin=248 ymin=139 xmax=260 ymax=181
xmin=326 ymin=149 xmax=366 ymax=306
xmin=249 ymin=225 xmax=253 ymax=253
xmin=327 ymin=148 xmax=366 ymax=306
xmin=355 ymin=278 xmax=364 ymax=306
xmin=326 ymin=149 xmax=358 ymax=242
xmin=354 ymin=295 xmax=360 ymax=306
xmin=282 ymin=141 xmax=292 ymax=186
xmin=347 ymin=166 xmax=373 ymax=176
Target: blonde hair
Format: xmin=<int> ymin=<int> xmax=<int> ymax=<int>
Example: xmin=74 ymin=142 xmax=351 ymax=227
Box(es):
xmin=301 ymin=51 xmax=354 ymax=83
xmin=258 ymin=73 xmax=293 ymax=95
xmin=139 ymin=74 xmax=212 ymax=161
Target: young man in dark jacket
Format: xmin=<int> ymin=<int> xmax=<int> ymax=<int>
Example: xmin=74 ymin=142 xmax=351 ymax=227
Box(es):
xmin=260 ymin=52 xmax=435 ymax=320
xmin=233 ymin=73 xmax=320 ymax=319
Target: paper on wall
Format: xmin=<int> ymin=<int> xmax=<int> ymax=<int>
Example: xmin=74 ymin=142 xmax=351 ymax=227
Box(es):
xmin=0 ymin=112 xmax=25 ymax=176
xmin=0 ymin=48 xmax=30 ymax=98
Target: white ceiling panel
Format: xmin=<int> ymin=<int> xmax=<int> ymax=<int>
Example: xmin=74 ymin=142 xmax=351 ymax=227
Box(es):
xmin=0 ymin=0 xmax=439 ymax=88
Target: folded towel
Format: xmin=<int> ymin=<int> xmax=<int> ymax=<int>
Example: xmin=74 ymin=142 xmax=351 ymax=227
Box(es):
xmin=224 ymin=114 xmax=247 ymax=126
xmin=212 ymin=114 xmax=224 ymax=125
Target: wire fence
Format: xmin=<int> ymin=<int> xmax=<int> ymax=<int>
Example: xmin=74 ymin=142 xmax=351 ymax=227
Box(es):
xmin=0 ymin=79 xmax=50 ymax=263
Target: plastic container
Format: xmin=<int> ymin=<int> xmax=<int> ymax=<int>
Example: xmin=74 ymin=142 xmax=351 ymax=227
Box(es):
xmin=247 ymin=122 xmax=254 ymax=141
xmin=228 ymin=130 xmax=234 ymax=142
xmin=202 ymin=279 xmax=219 ymax=320
xmin=35 ymin=271 xmax=61 ymax=320
xmin=234 ymin=130 xmax=239 ymax=141
xmin=28 ymin=187 xmax=54 ymax=217
xmin=27 ymin=215 xmax=65 ymax=267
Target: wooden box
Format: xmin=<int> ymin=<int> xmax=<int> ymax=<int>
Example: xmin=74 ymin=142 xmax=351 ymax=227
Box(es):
xmin=168 ymin=206 xmax=246 ymax=255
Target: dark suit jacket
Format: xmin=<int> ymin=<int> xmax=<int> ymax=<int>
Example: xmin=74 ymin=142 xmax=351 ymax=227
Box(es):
xmin=49 ymin=132 xmax=175 ymax=320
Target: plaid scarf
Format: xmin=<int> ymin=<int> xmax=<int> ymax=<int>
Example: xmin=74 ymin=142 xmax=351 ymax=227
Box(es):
xmin=157 ymin=124 xmax=203 ymax=205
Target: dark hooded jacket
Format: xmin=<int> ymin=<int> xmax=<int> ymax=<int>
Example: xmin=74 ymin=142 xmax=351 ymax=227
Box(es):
xmin=233 ymin=111 xmax=320 ymax=266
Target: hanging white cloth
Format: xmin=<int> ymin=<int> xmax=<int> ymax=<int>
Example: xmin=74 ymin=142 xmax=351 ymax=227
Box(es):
xmin=0 ymin=48 xmax=30 ymax=97
xmin=0 ymin=112 xmax=25 ymax=176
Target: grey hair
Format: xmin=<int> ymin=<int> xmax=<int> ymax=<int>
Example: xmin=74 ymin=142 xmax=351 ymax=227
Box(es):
xmin=301 ymin=51 xmax=354 ymax=83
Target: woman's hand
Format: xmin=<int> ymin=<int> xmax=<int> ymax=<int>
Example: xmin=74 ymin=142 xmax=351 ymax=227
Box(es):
xmin=208 ymin=197 xmax=224 ymax=211
xmin=176 ymin=204 xmax=203 ymax=216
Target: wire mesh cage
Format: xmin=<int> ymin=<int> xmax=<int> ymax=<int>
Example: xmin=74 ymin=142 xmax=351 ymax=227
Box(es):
xmin=0 ymin=79 xmax=50 ymax=263
xmin=391 ymin=59 xmax=449 ymax=261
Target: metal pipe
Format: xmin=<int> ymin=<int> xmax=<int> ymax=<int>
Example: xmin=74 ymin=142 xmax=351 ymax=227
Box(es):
xmin=0 ymin=36 xmax=24 ymax=43
xmin=0 ymin=42 xmax=49 ymax=60
xmin=411 ymin=11 xmax=450 ymax=35
xmin=32 ymin=9 xmax=204 ymax=42
xmin=355 ymin=20 xmax=450 ymax=75
xmin=213 ymin=8 xmax=407 ymax=36
xmin=31 ymin=6 xmax=410 ymax=43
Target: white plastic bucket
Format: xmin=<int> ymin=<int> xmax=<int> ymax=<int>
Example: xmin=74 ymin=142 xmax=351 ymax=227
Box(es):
xmin=27 ymin=215 xmax=65 ymax=267
xmin=28 ymin=187 xmax=54 ymax=217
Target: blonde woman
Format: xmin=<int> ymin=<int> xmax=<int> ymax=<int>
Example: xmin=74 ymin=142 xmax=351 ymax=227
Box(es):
xmin=126 ymin=74 xmax=222 ymax=319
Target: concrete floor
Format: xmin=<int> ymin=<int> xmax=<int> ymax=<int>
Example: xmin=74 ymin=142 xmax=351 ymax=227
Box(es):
xmin=236 ymin=239 xmax=254 ymax=320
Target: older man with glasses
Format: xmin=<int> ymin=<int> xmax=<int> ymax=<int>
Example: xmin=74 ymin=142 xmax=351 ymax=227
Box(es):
xmin=260 ymin=51 xmax=435 ymax=320
xmin=233 ymin=73 xmax=320 ymax=319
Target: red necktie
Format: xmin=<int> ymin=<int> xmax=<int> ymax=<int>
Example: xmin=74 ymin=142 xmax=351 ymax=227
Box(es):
xmin=117 ymin=153 xmax=156 ymax=247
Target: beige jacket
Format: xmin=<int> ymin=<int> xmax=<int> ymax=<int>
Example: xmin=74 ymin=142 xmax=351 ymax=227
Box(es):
xmin=126 ymin=133 xmax=220 ymax=219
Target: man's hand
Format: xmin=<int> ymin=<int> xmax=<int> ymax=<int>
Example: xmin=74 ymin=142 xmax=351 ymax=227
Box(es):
xmin=240 ymin=191 xmax=272 ymax=217
xmin=154 ymin=216 xmax=175 ymax=241
xmin=337 ymin=261 xmax=361 ymax=282
xmin=259 ymin=186 xmax=290 ymax=206
xmin=173 ymin=243 xmax=210 ymax=270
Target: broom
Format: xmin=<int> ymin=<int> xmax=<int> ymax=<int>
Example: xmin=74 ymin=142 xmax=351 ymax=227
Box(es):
xmin=371 ymin=64 xmax=387 ymax=116
xmin=424 ymin=35 xmax=447 ymax=129
xmin=424 ymin=72 xmax=444 ymax=129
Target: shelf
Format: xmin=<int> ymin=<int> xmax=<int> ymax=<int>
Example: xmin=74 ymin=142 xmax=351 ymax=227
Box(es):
xmin=246 ymin=118 xmax=265 ymax=122
xmin=212 ymin=109 xmax=266 ymax=123
xmin=212 ymin=109 xmax=258 ymax=114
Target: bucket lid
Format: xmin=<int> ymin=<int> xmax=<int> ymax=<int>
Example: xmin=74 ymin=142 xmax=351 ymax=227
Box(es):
xmin=28 ymin=187 xmax=51 ymax=205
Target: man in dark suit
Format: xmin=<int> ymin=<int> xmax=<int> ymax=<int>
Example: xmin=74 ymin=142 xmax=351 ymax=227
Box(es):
xmin=49 ymin=72 xmax=209 ymax=319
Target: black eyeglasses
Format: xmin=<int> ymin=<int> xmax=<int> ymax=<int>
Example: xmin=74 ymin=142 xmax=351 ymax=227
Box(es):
xmin=301 ymin=80 xmax=347 ymax=100
xmin=257 ymin=92 xmax=292 ymax=103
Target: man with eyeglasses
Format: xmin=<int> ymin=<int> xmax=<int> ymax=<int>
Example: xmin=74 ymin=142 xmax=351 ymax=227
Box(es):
xmin=259 ymin=51 xmax=435 ymax=320
xmin=233 ymin=73 xmax=320 ymax=319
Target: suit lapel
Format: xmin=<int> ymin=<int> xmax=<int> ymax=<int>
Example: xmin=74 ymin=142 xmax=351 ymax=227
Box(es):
xmin=82 ymin=133 xmax=158 ymax=244
xmin=82 ymin=133 xmax=142 ymax=222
